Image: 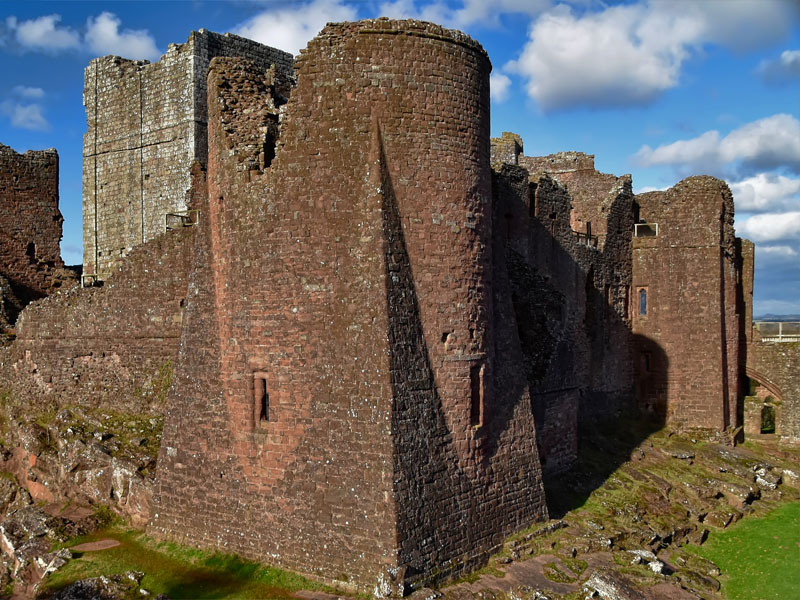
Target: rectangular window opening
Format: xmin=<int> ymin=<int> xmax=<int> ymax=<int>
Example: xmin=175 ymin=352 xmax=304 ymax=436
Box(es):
xmin=470 ymin=364 xmax=484 ymax=428
xmin=253 ymin=373 xmax=269 ymax=426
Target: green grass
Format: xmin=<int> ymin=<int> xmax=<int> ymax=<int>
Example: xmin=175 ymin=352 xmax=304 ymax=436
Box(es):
xmin=44 ymin=527 xmax=342 ymax=599
xmin=687 ymin=501 xmax=800 ymax=600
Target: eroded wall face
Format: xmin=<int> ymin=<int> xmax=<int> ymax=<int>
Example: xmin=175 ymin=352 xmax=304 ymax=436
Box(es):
xmin=492 ymin=153 xmax=635 ymax=475
xmin=152 ymin=20 xmax=547 ymax=591
xmin=83 ymin=51 xmax=196 ymax=279
xmin=0 ymin=144 xmax=71 ymax=323
xmin=632 ymin=177 xmax=741 ymax=431
xmin=82 ymin=31 xmax=292 ymax=280
xmin=3 ymin=225 xmax=193 ymax=413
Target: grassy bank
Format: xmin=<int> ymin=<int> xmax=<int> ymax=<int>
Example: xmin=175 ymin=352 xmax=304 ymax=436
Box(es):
xmin=687 ymin=501 xmax=800 ymax=600
xmin=44 ymin=526 xmax=342 ymax=599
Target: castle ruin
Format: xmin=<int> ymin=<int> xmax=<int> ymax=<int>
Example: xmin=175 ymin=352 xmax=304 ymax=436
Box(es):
xmin=0 ymin=144 xmax=75 ymax=328
xmin=2 ymin=17 xmax=798 ymax=596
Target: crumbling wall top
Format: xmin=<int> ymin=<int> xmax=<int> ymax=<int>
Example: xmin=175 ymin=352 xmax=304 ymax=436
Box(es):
xmin=521 ymin=151 xmax=596 ymax=175
xmin=297 ymin=17 xmax=489 ymax=61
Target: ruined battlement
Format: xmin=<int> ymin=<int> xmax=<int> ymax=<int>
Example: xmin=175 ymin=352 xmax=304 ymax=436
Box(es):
xmin=0 ymin=143 xmax=75 ymax=326
xmin=522 ymin=150 xmax=596 ymax=174
xmin=82 ymin=29 xmax=293 ymax=280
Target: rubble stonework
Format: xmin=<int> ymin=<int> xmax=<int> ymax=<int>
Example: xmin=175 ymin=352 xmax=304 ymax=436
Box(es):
xmin=82 ymin=29 xmax=292 ymax=280
xmin=0 ymin=144 xmax=75 ymax=327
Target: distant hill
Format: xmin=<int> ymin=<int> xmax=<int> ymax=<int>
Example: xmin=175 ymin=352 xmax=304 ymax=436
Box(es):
xmin=755 ymin=314 xmax=800 ymax=322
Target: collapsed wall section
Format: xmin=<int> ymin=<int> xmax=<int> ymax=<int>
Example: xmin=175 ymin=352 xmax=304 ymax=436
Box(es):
xmin=152 ymin=19 xmax=546 ymax=592
xmin=0 ymin=144 xmax=74 ymax=326
xmin=633 ymin=177 xmax=743 ymax=432
xmin=1 ymin=223 xmax=193 ymax=414
xmin=83 ymin=30 xmax=292 ymax=279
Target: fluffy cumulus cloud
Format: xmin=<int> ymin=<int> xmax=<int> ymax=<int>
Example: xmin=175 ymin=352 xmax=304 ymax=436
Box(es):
xmin=757 ymin=49 xmax=800 ymax=85
xmin=11 ymin=85 xmax=45 ymax=99
xmin=0 ymin=85 xmax=50 ymax=131
xmin=503 ymin=0 xmax=797 ymax=111
xmin=5 ymin=14 xmax=80 ymax=52
xmin=234 ymin=0 xmax=357 ymax=56
xmin=736 ymin=211 xmax=800 ymax=243
xmin=0 ymin=100 xmax=49 ymax=131
xmin=490 ymin=72 xmax=511 ymax=103
xmin=85 ymin=12 xmax=160 ymax=61
xmin=379 ymin=0 xmax=551 ymax=29
xmin=728 ymin=174 xmax=800 ymax=213
xmin=756 ymin=245 xmax=798 ymax=259
xmin=634 ymin=114 xmax=800 ymax=177
xmin=3 ymin=13 xmax=159 ymax=60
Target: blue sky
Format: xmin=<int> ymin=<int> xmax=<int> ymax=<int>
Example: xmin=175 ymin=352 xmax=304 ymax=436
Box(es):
xmin=1 ymin=0 xmax=798 ymax=316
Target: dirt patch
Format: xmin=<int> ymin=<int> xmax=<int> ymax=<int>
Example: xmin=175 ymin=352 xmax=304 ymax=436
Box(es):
xmin=70 ymin=538 xmax=120 ymax=552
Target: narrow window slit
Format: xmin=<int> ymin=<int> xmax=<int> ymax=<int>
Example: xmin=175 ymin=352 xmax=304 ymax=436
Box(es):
xmin=470 ymin=364 xmax=484 ymax=428
xmin=253 ymin=373 xmax=269 ymax=426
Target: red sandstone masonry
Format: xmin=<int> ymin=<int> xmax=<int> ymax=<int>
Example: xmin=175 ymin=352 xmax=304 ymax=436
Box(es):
xmin=0 ymin=144 xmax=75 ymax=325
xmin=632 ymin=177 xmax=744 ymax=432
xmin=490 ymin=141 xmax=635 ymax=473
xmin=151 ymin=19 xmax=547 ymax=593
xmin=1 ymin=224 xmax=193 ymax=414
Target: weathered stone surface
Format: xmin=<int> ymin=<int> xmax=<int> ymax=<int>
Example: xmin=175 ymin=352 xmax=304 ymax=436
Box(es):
xmin=150 ymin=19 xmax=547 ymax=593
xmin=83 ymin=30 xmax=292 ymax=280
xmin=0 ymin=143 xmax=77 ymax=327
xmin=583 ymin=570 xmax=646 ymax=600
xmin=632 ymin=178 xmax=746 ymax=433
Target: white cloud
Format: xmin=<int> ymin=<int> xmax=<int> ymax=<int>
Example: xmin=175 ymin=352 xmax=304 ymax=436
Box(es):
xmin=634 ymin=114 xmax=800 ymax=177
xmin=729 ymin=174 xmax=800 ymax=213
xmin=756 ymin=245 xmax=798 ymax=258
xmin=378 ymin=0 xmax=551 ymax=29
xmin=12 ymin=85 xmax=45 ymax=99
xmin=85 ymin=12 xmax=160 ymax=61
xmin=504 ymin=0 xmax=798 ymax=111
xmin=6 ymin=14 xmax=80 ymax=52
xmin=234 ymin=0 xmax=357 ymax=56
xmin=490 ymin=72 xmax=511 ymax=103
xmin=758 ymin=49 xmax=800 ymax=85
xmin=0 ymin=100 xmax=49 ymax=131
xmin=736 ymin=211 xmax=800 ymax=243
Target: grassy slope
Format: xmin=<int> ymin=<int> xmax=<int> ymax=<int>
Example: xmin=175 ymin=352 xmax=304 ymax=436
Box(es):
xmin=688 ymin=501 xmax=800 ymax=600
xmin=44 ymin=527 xmax=341 ymax=600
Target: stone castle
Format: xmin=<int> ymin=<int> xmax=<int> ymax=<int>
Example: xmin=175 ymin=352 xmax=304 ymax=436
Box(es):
xmin=1 ymin=18 xmax=798 ymax=596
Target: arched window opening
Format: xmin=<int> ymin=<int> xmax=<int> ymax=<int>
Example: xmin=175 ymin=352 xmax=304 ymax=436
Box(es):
xmin=639 ymin=288 xmax=647 ymax=316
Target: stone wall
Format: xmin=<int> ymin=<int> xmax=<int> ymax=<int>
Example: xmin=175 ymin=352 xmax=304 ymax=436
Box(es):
xmin=1 ymin=223 xmax=193 ymax=414
xmin=151 ymin=20 xmax=547 ymax=593
xmin=491 ymin=141 xmax=635 ymax=474
xmin=82 ymin=30 xmax=292 ymax=279
xmin=746 ymin=339 xmax=800 ymax=443
xmin=0 ymin=144 xmax=74 ymax=326
xmin=632 ymin=177 xmax=745 ymax=432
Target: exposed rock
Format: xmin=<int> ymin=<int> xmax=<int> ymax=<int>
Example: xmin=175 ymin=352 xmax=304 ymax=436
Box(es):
xmin=583 ymin=570 xmax=646 ymax=600
xmin=48 ymin=571 xmax=167 ymax=600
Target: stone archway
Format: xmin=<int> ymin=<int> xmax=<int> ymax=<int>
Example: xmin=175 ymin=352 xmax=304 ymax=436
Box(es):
xmin=744 ymin=367 xmax=784 ymax=437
